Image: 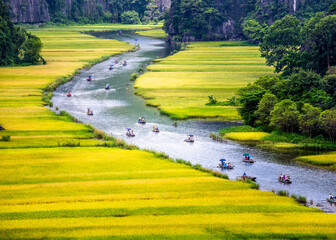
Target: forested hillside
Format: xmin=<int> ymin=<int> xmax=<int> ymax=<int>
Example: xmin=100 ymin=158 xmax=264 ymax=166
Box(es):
xmin=0 ymin=0 xmax=43 ymax=66
xmin=3 ymin=0 xmax=170 ymax=24
xmin=164 ymin=0 xmax=335 ymax=40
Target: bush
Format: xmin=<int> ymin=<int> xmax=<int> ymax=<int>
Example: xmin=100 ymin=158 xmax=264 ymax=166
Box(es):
xmin=1 ymin=135 xmax=10 ymax=141
xmin=130 ymin=73 xmax=138 ymax=81
xmin=277 ymin=190 xmax=289 ymax=196
xmin=120 ymin=11 xmax=141 ymax=24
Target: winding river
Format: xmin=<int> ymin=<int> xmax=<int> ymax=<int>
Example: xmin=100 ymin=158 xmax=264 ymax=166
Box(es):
xmin=52 ymin=31 xmax=336 ymax=213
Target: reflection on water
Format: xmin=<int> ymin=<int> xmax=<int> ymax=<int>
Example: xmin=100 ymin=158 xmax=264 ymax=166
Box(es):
xmin=52 ymin=31 xmax=336 ymax=213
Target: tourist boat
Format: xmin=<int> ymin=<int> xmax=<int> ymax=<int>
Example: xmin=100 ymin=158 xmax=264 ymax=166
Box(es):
xmin=153 ymin=126 xmax=160 ymax=132
xmin=123 ymin=61 xmax=127 ymax=66
xmin=278 ymin=177 xmax=292 ymax=184
xmin=67 ymin=91 xmax=71 ymax=97
xmin=241 ymin=174 xmax=257 ymax=182
xmin=105 ymin=84 xmax=110 ymax=90
xmin=185 ymin=135 xmax=194 ymax=142
xmin=126 ymin=128 xmax=135 ymax=137
xmin=138 ymin=117 xmax=146 ymax=124
xmin=87 ymin=75 xmax=92 ymax=81
xmin=242 ymin=153 xmax=255 ymax=163
xmin=109 ymin=65 xmax=114 ymax=70
xmin=218 ymin=159 xmax=234 ymax=169
xmin=87 ymin=108 xmax=93 ymax=115
xmin=327 ymin=198 xmax=336 ymax=203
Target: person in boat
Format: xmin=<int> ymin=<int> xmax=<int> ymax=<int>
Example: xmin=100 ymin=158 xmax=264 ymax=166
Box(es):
xmin=329 ymin=193 xmax=334 ymax=200
xmin=279 ymin=174 xmax=283 ymax=179
xmin=105 ymin=84 xmax=110 ymax=89
xmin=243 ymin=172 xmax=247 ymax=177
xmin=87 ymin=108 xmax=92 ymax=115
xmin=67 ymin=91 xmax=71 ymax=97
xmin=131 ymin=130 xmax=134 ymax=135
xmin=286 ymin=175 xmax=291 ymax=181
xmin=223 ymin=162 xmax=227 ymax=168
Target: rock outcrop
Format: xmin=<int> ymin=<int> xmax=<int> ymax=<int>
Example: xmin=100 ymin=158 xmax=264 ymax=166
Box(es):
xmin=4 ymin=0 xmax=50 ymax=23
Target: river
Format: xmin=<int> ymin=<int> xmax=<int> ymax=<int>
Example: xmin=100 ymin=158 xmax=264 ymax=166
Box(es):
xmin=52 ymin=31 xmax=336 ymax=213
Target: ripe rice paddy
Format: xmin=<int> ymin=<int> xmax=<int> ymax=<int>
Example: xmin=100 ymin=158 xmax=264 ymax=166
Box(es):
xmin=134 ymin=41 xmax=274 ymax=120
xmin=135 ymin=28 xmax=167 ymax=39
xmin=0 ymin=25 xmax=336 ymax=239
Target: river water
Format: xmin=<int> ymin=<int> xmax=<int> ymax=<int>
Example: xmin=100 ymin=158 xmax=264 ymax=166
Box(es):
xmin=52 ymin=31 xmax=336 ymax=213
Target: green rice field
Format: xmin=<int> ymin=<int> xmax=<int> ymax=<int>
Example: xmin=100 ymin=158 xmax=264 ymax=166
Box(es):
xmin=134 ymin=41 xmax=275 ymax=120
xmin=136 ymin=28 xmax=167 ymax=39
xmin=0 ymin=25 xmax=336 ymax=239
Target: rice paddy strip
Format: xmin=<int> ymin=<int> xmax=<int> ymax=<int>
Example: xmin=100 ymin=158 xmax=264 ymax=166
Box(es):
xmin=134 ymin=41 xmax=275 ymax=120
xmin=135 ymin=29 xmax=167 ymax=39
xmin=0 ymin=25 xmax=336 ymax=239
xmin=1 ymin=147 xmax=336 ymax=239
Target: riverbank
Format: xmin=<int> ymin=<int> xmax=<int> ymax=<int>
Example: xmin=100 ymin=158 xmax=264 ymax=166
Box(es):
xmin=217 ymin=126 xmax=336 ymax=171
xmin=1 ymin=25 xmax=336 ymax=239
xmin=134 ymin=41 xmax=274 ymax=120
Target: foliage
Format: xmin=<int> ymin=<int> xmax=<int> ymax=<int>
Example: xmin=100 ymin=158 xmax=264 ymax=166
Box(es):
xmin=255 ymin=93 xmax=277 ymax=126
xmin=1 ymin=135 xmax=10 ymax=141
xmin=0 ymin=0 xmax=43 ymax=65
xmin=319 ymin=109 xmax=336 ymax=142
xmin=298 ymin=103 xmax=321 ymax=138
xmin=242 ymin=20 xmax=266 ymax=43
xmin=130 ymin=72 xmax=139 ymax=81
xmin=270 ymin=99 xmax=299 ymax=133
xmin=121 ymin=10 xmax=141 ymax=24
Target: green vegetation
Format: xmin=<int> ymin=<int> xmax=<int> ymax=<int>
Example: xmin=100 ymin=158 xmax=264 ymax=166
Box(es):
xmin=136 ymin=28 xmax=167 ymax=39
xmin=121 ymin=10 xmax=141 ymax=24
xmin=165 ymin=0 xmax=334 ymax=40
xmin=0 ymin=0 xmax=43 ymax=65
xmin=134 ymin=41 xmax=274 ymax=120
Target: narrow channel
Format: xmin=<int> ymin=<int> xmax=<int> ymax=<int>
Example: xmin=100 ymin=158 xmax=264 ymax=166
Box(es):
xmin=52 ymin=31 xmax=336 ymax=213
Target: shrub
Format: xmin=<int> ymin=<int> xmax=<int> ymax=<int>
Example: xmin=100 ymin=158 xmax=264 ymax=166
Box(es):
xmin=120 ymin=11 xmax=141 ymax=24
xmin=1 ymin=135 xmax=10 ymax=141
xmin=130 ymin=73 xmax=138 ymax=81
xmin=277 ymin=190 xmax=289 ymax=196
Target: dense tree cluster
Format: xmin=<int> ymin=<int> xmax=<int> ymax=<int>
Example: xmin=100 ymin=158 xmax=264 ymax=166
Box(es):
xmin=44 ymin=0 xmax=162 ymax=24
xmin=237 ymin=68 xmax=336 ymax=141
xmin=164 ymin=0 xmax=335 ymax=40
xmin=0 ymin=0 xmax=43 ymax=66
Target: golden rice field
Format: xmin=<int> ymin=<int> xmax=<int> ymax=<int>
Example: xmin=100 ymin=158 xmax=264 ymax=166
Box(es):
xmin=0 ymin=25 xmax=336 ymax=239
xmin=224 ymin=132 xmax=270 ymax=141
xmin=1 ymin=147 xmax=336 ymax=239
xmin=134 ymin=41 xmax=274 ymax=120
xmin=296 ymin=153 xmax=336 ymax=170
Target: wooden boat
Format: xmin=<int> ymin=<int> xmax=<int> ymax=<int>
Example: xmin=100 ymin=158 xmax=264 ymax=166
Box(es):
xmin=123 ymin=61 xmax=127 ymax=66
xmin=327 ymin=198 xmax=336 ymax=203
xmin=185 ymin=135 xmax=194 ymax=142
xmin=67 ymin=93 xmax=71 ymax=97
xmin=218 ymin=164 xmax=234 ymax=169
xmin=105 ymin=85 xmax=110 ymax=90
xmin=87 ymin=111 xmax=93 ymax=115
xmin=243 ymin=159 xmax=255 ymax=163
xmin=153 ymin=126 xmax=160 ymax=132
xmin=278 ymin=177 xmax=292 ymax=184
xmin=87 ymin=76 xmax=92 ymax=81
xmin=126 ymin=132 xmax=135 ymax=137
xmin=241 ymin=175 xmax=257 ymax=182
xmin=138 ymin=117 xmax=146 ymax=124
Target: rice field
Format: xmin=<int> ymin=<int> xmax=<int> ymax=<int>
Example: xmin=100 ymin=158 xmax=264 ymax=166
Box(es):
xmin=1 ymin=25 xmax=336 ymax=239
xmin=296 ymin=153 xmax=336 ymax=170
xmin=1 ymin=147 xmax=336 ymax=239
xmin=224 ymin=132 xmax=270 ymax=141
xmin=134 ymin=41 xmax=274 ymax=120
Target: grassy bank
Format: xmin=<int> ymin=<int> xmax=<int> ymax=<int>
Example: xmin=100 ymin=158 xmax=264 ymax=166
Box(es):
xmin=0 ymin=25 xmax=336 ymax=239
xmin=218 ymin=126 xmax=336 ymax=170
xmin=134 ymin=41 xmax=274 ymax=120
xmin=135 ymin=29 xmax=167 ymax=39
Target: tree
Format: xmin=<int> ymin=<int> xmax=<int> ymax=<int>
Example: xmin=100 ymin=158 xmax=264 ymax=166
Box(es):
xmin=320 ymin=109 xmax=336 ymax=141
xmin=120 ymin=10 xmax=141 ymax=24
xmin=237 ymin=84 xmax=266 ymax=126
xmin=298 ymin=103 xmax=321 ymax=137
xmin=242 ymin=20 xmax=266 ymax=43
xmin=255 ymin=93 xmax=277 ymax=126
xmin=22 ymin=34 xmax=43 ymax=64
xmin=270 ymin=99 xmax=299 ymax=132
xmin=260 ymin=15 xmax=302 ymax=74
xmin=321 ymin=74 xmax=336 ymax=104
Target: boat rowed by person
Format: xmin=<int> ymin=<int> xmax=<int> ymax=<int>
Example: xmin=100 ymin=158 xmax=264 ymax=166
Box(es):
xmin=87 ymin=108 xmax=93 ymax=115
xmin=218 ymin=159 xmax=234 ymax=169
xmin=87 ymin=75 xmax=92 ymax=81
xmin=67 ymin=91 xmax=72 ymax=97
xmin=123 ymin=61 xmax=127 ymax=66
xmin=126 ymin=128 xmax=135 ymax=137
xmin=243 ymin=153 xmax=255 ymax=163
xmin=278 ymin=174 xmax=292 ymax=184
xmin=327 ymin=193 xmax=336 ymax=203
xmin=115 ymin=59 xmax=119 ymax=64
xmin=138 ymin=117 xmax=146 ymax=124
xmin=105 ymin=84 xmax=110 ymax=90
xmin=109 ymin=65 xmax=114 ymax=70
xmin=241 ymin=172 xmax=256 ymax=182
xmin=185 ymin=135 xmax=194 ymax=142
xmin=153 ymin=126 xmax=159 ymax=132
